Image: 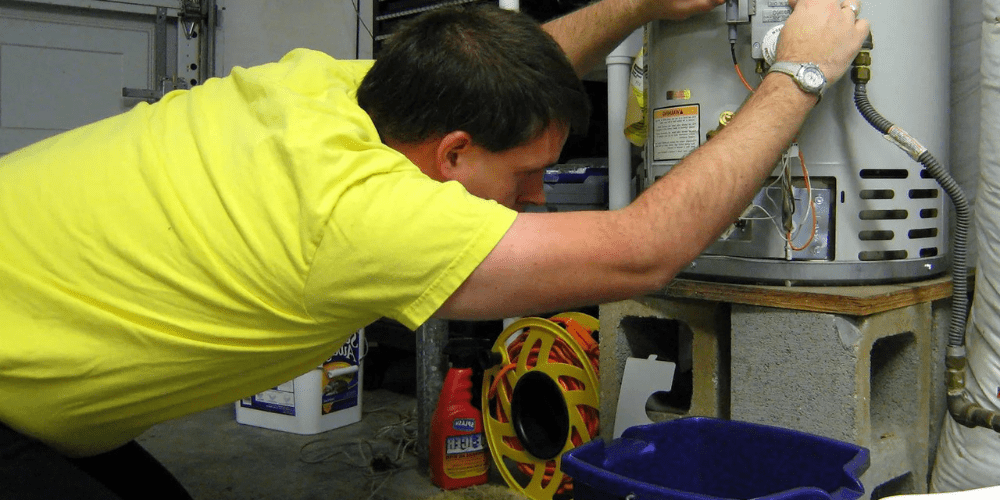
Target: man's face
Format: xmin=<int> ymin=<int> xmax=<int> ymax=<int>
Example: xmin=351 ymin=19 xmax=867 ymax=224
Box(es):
xmin=452 ymin=124 xmax=569 ymax=212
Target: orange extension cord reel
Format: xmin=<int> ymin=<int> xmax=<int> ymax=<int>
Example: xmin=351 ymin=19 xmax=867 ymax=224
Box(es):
xmin=482 ymin=313 xmax=600 ymax=500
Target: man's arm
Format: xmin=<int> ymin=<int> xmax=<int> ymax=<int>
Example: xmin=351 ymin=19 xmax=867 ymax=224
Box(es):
xmin=437 ymin=75 xmax=814 ymax=319
xmin=436 ymin=0 xmax=870 ymax=320
xmin=542 ymin=0 xmax=726 ymax=76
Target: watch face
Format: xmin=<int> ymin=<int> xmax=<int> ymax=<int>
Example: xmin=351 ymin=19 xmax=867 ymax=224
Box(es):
xmin=801 ymin=67 xmax=825 ymax=92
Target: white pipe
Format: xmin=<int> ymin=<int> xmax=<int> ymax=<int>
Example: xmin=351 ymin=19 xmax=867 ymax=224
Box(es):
xmin=606 ymin=29 xmax=643 ymax=210
xmin=498 ymin=0 xmax=519 ymax=11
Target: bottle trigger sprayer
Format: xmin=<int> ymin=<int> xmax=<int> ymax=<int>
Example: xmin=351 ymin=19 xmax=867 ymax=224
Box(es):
xmin=429 ymin=337 xmax=498 ymax=489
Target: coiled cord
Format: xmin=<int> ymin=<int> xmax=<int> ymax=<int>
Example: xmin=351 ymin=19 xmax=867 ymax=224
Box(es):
xmin=486 ymin=315 xmax=600 ymax=497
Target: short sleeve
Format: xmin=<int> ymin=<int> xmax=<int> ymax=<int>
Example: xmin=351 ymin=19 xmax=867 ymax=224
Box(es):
xmin=304 ymin=166 xmax=517 ymax=330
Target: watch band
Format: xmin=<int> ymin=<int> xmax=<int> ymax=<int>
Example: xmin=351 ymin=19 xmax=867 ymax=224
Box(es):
xmin=768 ymin=62 xmax=803 ymax=79
xmin=768 ymin=61 xmax=826 ymax=99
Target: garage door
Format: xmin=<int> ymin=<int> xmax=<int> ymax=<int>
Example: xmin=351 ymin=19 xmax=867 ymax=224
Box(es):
xmin=0 ymin=0 xmax=216 ymax=155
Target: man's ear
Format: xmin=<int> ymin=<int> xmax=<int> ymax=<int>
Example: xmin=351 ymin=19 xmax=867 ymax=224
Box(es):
xmin=434 ymin=130 xmax=474 ymax=181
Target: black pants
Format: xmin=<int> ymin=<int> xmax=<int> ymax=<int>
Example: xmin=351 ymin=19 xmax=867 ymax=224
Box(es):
xmin=0 ymin=421 xmax=192 ymax=500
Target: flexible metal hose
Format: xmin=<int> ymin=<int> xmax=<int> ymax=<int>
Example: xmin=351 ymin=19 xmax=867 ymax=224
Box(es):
xmin=853 ymin=83 xmax=892 ymax=134
xmin=853 ymin=84 xmax=970 ymax=348
xmin=918 ymin=150 xmax=971 ymax=347
xmin=853 ymin=61 xmax=996 ymax=430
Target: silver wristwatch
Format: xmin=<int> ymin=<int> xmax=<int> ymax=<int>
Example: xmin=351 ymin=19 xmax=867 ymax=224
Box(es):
xmin=768 ymin=62 xmax=827 ymax=98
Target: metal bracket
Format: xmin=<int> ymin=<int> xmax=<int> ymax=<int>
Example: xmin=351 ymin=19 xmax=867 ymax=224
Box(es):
xmin=179 ymin=0 xmax=204 ymax=40
xmin=122 ymin=7 xmax=171 ymax=102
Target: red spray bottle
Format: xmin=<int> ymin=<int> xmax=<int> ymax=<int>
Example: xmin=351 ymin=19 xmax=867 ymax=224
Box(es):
xmin=429 ymin=337 xmax=496 ymax=489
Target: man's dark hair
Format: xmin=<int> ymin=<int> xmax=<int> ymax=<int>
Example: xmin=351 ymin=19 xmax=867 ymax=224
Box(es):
xmin=357 ymin=4 xmax=591 ymax=152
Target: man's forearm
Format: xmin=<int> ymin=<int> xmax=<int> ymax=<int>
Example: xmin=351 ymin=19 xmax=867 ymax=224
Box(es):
xmin=542 ymin=0 xmax=645 ymax=76
xmin=620 ymin=73 xmax=819 ymax=276
xmin=437 ymin=75 xmax=818 ymax=320
xmin=542 ymin=0 xmax=725 ymax=76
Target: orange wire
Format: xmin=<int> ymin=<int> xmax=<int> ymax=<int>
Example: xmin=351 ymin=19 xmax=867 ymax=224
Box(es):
xmin=787 ymin=147 xmax=818 ymax=251
xmin=731 ymin=42 xmax=755 ymax=93
xmin=735 ymin=63 xmax=755 ymax=93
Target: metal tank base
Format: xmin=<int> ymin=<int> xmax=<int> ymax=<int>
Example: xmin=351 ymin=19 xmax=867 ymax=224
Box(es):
xmin=679 ymin=254 xmax=949 ymax=286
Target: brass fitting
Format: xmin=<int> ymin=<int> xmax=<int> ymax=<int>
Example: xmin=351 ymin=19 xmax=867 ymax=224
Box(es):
xmin=946 ymin=354 xmax=1000 ymax=432
xmin=851 ymin=33 xmax=875 ymax=84
xmin=706 ymin=111 xmax=735 ymax=141
xmin=851 ymin=51 xmax=871 ymax=84
xmin=945 ymin=354 xmax=967 ymax=395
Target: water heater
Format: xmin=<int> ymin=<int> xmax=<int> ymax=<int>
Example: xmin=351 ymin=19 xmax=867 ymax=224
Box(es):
xmin=643 ymin=0 xmax=950 ymax=284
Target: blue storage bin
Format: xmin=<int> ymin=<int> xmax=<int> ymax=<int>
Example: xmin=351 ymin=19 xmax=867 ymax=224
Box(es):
xmin=561 ymin=417 xmax=869 ymax=500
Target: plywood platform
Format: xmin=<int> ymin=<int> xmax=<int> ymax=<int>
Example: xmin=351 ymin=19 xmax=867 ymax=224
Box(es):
xmin=657 ymin=276 xmax=953 ymax=316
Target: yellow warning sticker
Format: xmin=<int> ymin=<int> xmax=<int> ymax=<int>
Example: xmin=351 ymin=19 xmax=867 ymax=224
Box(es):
xmin=653 ymin=105 xmax=701 ymax=161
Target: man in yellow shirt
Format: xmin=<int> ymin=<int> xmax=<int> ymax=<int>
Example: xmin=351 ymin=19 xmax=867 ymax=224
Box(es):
xmin=0 ymin=0 xmax=868 ymax=497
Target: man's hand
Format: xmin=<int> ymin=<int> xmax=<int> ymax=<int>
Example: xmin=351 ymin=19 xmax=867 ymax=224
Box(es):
xmin=775 ymin=0 xmax=871 ymax=85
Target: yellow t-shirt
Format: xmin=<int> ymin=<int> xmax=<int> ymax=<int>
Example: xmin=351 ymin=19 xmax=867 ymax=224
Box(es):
xmin=0 ymin=48 xmax=517 ymax=456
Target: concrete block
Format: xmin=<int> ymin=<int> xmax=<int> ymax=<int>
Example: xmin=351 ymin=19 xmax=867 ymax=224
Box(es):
xmin=599 ymin=297 xmax=730 ymax=441
xmin=730 ymin=302 xmax=933 ymax=499
xmin=927 ymin=299 xmax=951 ymax=479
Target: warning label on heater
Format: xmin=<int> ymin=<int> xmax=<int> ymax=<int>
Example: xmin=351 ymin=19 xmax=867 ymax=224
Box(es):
xmin=653 ymin=105 xmax=700 ymax=161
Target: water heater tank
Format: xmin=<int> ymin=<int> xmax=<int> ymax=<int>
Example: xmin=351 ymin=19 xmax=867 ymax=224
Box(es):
xmin=643 ymin=0 xmax=950 ymax=284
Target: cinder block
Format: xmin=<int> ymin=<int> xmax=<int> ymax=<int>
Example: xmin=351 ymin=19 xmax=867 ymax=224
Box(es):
xmin=730 ymin=302 xmax=934 ymax=499
xmin=927 ymin=299 xmax=951 ymax=484
xmin=598 ymin=297 xmax=730 ymax=441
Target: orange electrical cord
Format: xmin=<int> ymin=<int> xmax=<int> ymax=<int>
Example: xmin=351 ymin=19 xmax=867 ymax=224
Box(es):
xmin=486 ymin=316 xmax=600 ymax=496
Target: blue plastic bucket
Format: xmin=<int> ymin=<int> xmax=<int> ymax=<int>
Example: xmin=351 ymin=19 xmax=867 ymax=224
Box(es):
xmin=561 ymin=417 xmax=869 ymax=500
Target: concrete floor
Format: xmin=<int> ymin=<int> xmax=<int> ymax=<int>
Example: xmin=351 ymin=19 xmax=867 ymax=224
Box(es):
xmin=136 ymin=342 xmax=529 ymax=500
xmin=138 ymin=389 xmax=446 ymax=500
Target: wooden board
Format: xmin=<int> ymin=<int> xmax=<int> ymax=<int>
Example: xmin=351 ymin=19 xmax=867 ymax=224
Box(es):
xmin=656 ymin=276 xmax=954 ymax=316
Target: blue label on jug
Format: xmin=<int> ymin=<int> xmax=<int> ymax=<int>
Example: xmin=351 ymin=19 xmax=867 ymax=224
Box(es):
xmin=321 ymin=331 xmax=362 ymax=415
